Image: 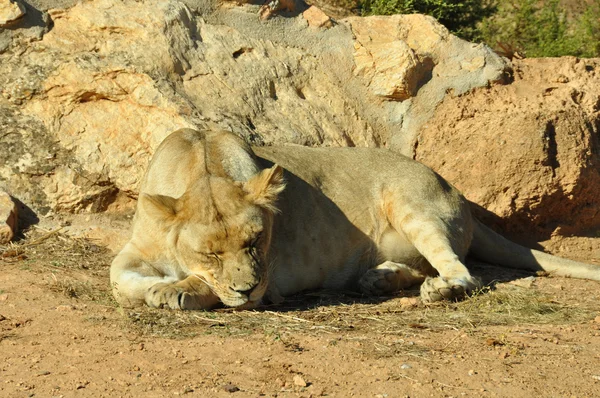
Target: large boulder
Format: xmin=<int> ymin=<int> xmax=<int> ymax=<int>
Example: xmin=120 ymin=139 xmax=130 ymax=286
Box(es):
xmin=0 ymin=0 xmax=508 ymax=216
xmin=416 ymin=58 xmax=600 ymax=241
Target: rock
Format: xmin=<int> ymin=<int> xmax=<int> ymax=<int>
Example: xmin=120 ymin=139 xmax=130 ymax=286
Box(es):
xmin=0 ymin=190 xmax=18 ymax=243
xmin=594 ymin=316 xmax=600 ymax=324
xmin=345 ymin=15 xmax=510 ymax=153
xmin=222 ymin=383 xmax=239 ymax=393
xmin=293 ymin=374 xmax=307 ymax=387
xmin=0 ymin=0 xmax=509 ymax=218
xmin=399 ymin=297 xmax=420 ymax=308
xmin=27 ymin=61 xmax=196 ymax=200
xmin=0 ymin=0 xmax=25 ymax=26
xmin=347 ymin=15 xmax=446 ymax=101
xmin=56 ymin=305 xmax=76 ymax=311
xmin=259 ymin=0 xmax=296 ymax=20
xmin=416 ymin=58 xmax=600 ymax=240
xmin=303 ymin=6 xmax=332 ymax=29
xmin=485 ymin=338 xmax=504 ymax=346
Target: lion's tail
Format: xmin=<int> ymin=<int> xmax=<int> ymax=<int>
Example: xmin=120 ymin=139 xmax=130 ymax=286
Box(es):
xmin=470 ymin=219 xmax=600 ymax=281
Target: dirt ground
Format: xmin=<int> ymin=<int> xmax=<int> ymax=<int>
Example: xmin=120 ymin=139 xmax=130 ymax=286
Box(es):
xmin=1 ymin=216 xmax=600 ymax=398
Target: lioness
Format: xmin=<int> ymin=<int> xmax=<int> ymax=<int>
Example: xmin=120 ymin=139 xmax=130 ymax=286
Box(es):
xmin=110 ymin=129 xmax=600 ymax=309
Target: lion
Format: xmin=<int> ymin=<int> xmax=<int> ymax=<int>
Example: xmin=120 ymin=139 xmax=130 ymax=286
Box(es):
xmin=110 ymin=128 xmax=600 ymax=309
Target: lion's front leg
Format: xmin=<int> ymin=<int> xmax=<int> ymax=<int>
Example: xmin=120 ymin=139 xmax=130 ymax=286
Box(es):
xmin=111 ymin=244 xmax=220 ymax=310
xmin=145 ymin=276 xmax=220 ymax=310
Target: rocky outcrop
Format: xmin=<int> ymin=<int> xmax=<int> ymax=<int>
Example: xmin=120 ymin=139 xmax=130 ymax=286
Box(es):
xmin=0 ymin=0 xmax=509 ymax=217
xmin=6 ymin=1 xmax=597 ymax=242
xmin=416 ymin=58 xmax=600 ymax=241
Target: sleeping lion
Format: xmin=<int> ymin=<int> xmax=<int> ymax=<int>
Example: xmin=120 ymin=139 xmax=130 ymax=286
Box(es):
xmin=110 ymin=129 xmax=600 ymax=309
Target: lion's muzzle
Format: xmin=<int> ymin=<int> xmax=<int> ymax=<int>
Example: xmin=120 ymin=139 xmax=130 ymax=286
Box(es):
xmin=219 ymin=271 xmax=268 ymax=308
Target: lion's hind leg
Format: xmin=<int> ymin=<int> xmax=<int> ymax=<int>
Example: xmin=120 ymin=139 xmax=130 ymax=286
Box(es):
xmin=359 ymin=261 xmax=426 ymax=296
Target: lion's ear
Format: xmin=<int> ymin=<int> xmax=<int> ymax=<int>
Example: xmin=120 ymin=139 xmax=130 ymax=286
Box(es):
xmin=244 ymin=165 xmax=285 ymax=212
xmin=140 ymin=193 xmax=181 ymax=222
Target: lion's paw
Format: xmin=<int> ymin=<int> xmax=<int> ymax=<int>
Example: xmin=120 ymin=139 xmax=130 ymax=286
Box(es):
xmin=419 ymin=276 xmax=482 ymax=303
xmin=359 ymin=268 xmax=400 ymax=296
xmin=145 ymin=283 xmax=202 ymax=310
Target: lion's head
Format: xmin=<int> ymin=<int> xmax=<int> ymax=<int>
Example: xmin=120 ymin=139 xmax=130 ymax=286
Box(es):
xmin=140 ymin=165 xmax=285 ymax=307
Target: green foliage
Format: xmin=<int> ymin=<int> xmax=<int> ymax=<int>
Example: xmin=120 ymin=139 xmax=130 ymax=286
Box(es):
xmin=361 ymin=0 xmax=495 ymax=41
xmin=480 ymin=0 xmax=600 ymax=58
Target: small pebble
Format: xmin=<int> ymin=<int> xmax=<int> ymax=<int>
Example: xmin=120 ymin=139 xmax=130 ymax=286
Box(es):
xmin=486 ymin=338 xmax=503 ymax=346
xmin=222 ymin=383 xmax=239 ymax=393
xmin=594 ymin=315 xmax=600 ymax=324
xmin=468 ymin=369 xmax=476 ymax=376
xmin=293 ymin=375 xmax=307 ymax=387
xmin=399 ymin=297 xmax=420 ymax=308
xmin=400 ymin=364 xmax=412 ymax=370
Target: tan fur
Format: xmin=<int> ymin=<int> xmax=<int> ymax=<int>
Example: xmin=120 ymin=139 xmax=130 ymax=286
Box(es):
xmin=110 ymin=129 xmax=279 ymax=309
xmin=110 ymin=129 xmax=600 ymax=309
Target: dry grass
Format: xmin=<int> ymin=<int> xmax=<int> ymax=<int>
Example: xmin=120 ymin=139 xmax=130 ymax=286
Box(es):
xmin=2 ymin=228 xmax=597 ymax=346
xmin=122 ymin=285 xmax=597 ymax=342
xmin=1 ymin=226 xmax=111 ymax=272
xmin=1 ymin=226 xmax=115 ymax=305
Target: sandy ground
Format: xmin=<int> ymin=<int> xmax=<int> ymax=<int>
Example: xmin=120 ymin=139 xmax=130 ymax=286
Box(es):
xmin=1 ymin=216 xmax=600 ymax=398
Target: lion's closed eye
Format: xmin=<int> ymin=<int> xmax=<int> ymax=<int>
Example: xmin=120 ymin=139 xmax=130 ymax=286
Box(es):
xmin=247 ymin=233 xmax=262 ymax=248
xmin=195 ymin=251 xmax=222 ymax=264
